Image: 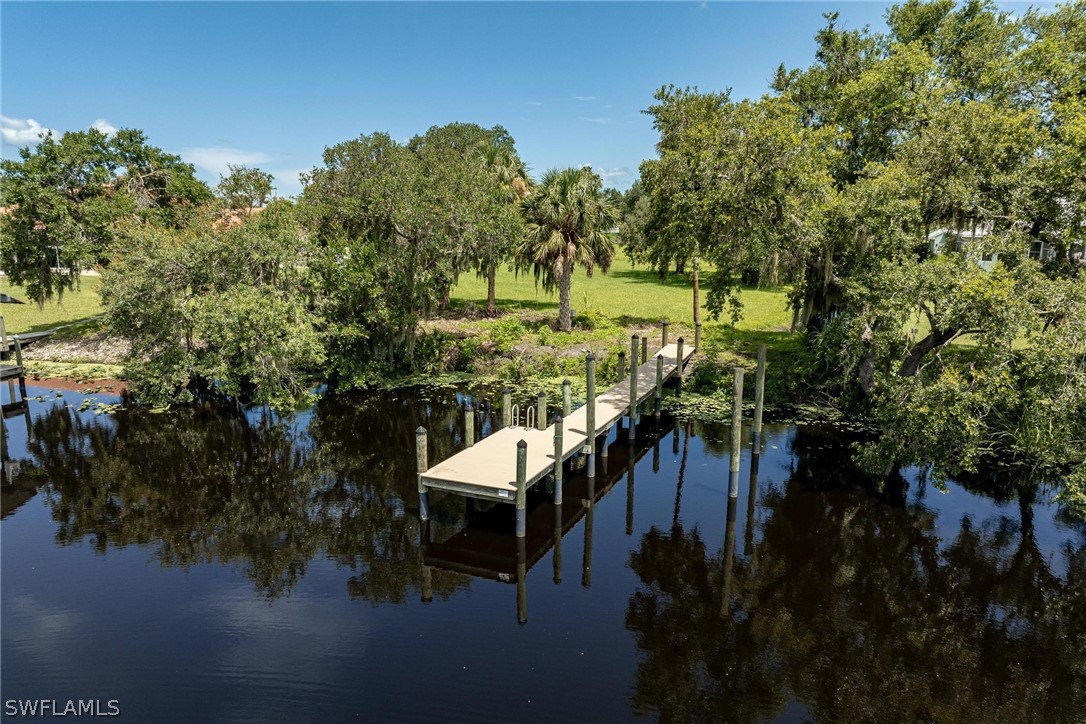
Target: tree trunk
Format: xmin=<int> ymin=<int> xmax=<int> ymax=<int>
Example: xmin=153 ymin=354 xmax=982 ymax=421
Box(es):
xmin=558 ymin=261 xmax=573 ymax=332
xmin=486 ymin=262 xmax=497 ymax=317
xmin=898 ymin=328 xmax=958 ymax=378
xmin=692 ymin=247 xmax=701 ymax=332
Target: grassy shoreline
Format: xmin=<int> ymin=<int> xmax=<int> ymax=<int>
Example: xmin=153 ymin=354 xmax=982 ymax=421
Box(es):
xmin=3 ymin=262 xmax=805 ymax=406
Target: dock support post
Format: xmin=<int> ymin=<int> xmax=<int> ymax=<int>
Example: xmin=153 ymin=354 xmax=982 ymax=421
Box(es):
xmin=416 ymin=427 xmax=430 ymax=522
xmin=13 ymin=339 xmax=27 ymax=402
xmin=515 ymin=439 xmax=527 ymax=538
xmin=629 ymin=335 xmax=639 ymax=442
xmin=553 ymin=415 xmax=563 ymax=504
xmin=617 ymin=351 xmax=626 ymax=382
xmin=675 ymin=337 xmax=685 ymax=396
xmin=641 ymin=336 xmax=648 ymax=365
xmin=502 ymin=387 xmax=512 ymax=428
xmin=662 ymin=319 xmax=669 ymax=347
xmin=535 ymin=391 xmax=546 ymax=431
xmin=463 ymin=402 xmax=474 ymax=448
xmin=562 ymin=379 xmax=571 ymax=417
xmin=753 ymin=344 xmax=766 ymax=454
xmin=729 ymin=367 xmax=744 ymax=498
xmin=695 ymin=322 xmax=702 ymax=350
xmin=585 ymin=353 xmax=596 ymax=454
xmin=655 ymin=356 xmax=663 ymax=417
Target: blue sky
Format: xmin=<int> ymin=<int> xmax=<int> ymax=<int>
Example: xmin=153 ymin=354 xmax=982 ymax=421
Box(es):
xmin=4 ymin=2 xmax=906 ymax=195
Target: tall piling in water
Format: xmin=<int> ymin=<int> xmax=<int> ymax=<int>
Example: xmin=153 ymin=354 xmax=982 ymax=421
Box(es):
xmin=585 ymin=354 xmax=597 ymax=468
xmin=463 ymin=402 xmax=474 ymax=448
xmin=675 ymin=337 xmax=685 ymax=396
xmin=629 ymin=335 xmax=639 ymax=442
xmin=662 ymin=319 xmax=669 ymax=346
xmin=416 ymin=427 xmax=430 ymax=522
xmin=536 ymin=391 xmax=546 ymax=431
xmin=502 ymin=387 xmax=512 ymax=428
xmin=562 ymin=379 xmax=571 ymax=417
xmin=753 ymin=344 xmax=766 ymax=454
xmin=515 ymin=440 xmax=527 ymax=538
xmin=730 ymin=367 xmax=744 ymax=498
xmin=553 ymin=414 xmax=564 ymax=504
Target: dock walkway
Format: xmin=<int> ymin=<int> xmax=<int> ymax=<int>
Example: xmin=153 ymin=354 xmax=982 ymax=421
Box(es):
xmin=419 ymin=342 xmax=694 ymax=506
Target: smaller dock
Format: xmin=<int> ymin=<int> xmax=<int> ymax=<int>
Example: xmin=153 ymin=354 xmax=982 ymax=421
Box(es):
xmin=416 ymin=327 xmax=694 ymax=536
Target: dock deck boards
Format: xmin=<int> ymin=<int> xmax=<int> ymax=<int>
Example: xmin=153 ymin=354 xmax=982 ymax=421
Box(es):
xmin=420 ymin=343 xmax=693 ymax=500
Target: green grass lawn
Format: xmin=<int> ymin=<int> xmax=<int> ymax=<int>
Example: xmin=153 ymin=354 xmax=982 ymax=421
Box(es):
xmin=1 ymin=276 xmax=105 ymax=336
xmin=450 ymin=257 xmax=792 ymax=330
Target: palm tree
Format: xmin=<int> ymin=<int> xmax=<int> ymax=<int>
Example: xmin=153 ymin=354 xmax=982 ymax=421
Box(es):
xmin=517 ymin=167 xmax=617 ymax=332
xmin=480 ymin=141 xmax=531 ymax=316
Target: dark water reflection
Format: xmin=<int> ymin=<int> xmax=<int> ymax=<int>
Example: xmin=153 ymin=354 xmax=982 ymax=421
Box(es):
xmin=2 ymin=385 xmax=1084 ymax=722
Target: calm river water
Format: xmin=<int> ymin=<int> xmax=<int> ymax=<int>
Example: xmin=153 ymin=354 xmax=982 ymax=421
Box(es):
xmin=2 ymin=384 xmax=1084 ymax=722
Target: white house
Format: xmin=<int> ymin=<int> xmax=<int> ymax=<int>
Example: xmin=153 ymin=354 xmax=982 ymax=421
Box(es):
xmin=927 ymin=226 xmax=1001 ymax=271
xmin=927 ymin=226 xmax=1082 ymax=270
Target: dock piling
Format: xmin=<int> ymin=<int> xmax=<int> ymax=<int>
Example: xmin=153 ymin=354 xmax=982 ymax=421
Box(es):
xmin=416 ymin=427 xmax=430 ymax=521
xmin=553 ymin=414 xmax=563 ymax=504
xmin=662 ymin=319 xmax=669 ymax=347
xmin=730 ymin=367 xmax=744 ymax=497
xmin=585 ymin=353 xmax=596 ymax=454
xmin=502 ymin=387 xmax=512 ymax=428
xmin=753 ymin=344 xmax=766 ymax=453
xmin=535 ymin=391 xmax=546 ymax=431
xmin=515 ymin=440 xmax=527 ymax=538
xmin=676 ymin=337 xmax=685 ymax=395
xmin=562 ymin=379 xmax=571 ymax=417
xmin=629 ymin=335 xmax=639 ymax=442
xmin=463 ymin=402 xmax=474 ymax=448
xmin=641 ymin=336 xmax=648 ymax=365
xmin=655 ymin=355 xmax=663 ymax=416
xmin=617 ymin=351 xmax=626 ymax=382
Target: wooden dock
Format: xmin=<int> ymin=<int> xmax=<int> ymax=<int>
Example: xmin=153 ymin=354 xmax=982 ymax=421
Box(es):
xmin=417 ymin=335 xmax=694 ymax=535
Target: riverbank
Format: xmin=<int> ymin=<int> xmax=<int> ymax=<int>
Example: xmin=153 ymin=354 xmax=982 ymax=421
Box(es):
xmin=4 ymin=262 xmax=809 ymax=414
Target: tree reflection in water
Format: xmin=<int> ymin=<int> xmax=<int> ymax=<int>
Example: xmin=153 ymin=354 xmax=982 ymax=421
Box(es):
xmin=626 ymin=423 xmax=1086 ymax=722
xmin=14 ymin=389 xmax=471 ymax=601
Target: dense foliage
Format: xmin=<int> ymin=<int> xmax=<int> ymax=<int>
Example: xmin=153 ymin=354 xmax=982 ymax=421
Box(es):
xmin=299 ymin=124 xmax=527 ymax=386
xmin=627 ymin=0 xmax=1086 ymax=513
xmin=102 ymin=202 xmax=323 ymax=411
xmin=0 ymin=127 xmax=211 ymax=304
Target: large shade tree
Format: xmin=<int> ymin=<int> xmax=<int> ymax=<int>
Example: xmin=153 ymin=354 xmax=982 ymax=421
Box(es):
xmin=516 ymin=166 xmax=617 ymax=332
xmin=0 ymin=127 xmax=210 ymax=304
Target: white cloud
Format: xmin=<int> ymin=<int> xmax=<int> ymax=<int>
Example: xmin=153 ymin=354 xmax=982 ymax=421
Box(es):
xmin=91 ymin=118 xmax=118 ymax=136
xmin=578 ymin=116 xmax=612 ymax=125
xmin=182 ymin=147 xmax=273 ymax=177
xmin=1 ymin=116 xmax=56 ymax=145
xmin=573 ymin=95 xmax=596 ymax=102
xmin=524 ymin=101 xmax=543 ymax=106
xmin=595 ymin=167 xmax=630 ymax=182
